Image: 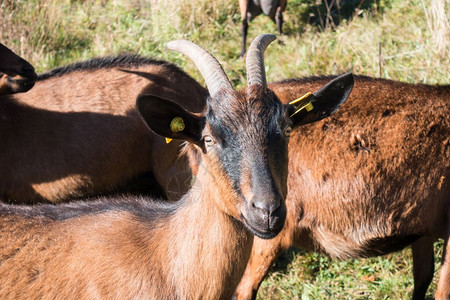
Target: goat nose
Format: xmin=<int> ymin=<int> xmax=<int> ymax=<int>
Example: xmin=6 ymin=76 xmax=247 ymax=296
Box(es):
xmin=20 ymin=65 xmax=37 ymax=79
xmin=250 ymin=195 xmax=281 ymax=216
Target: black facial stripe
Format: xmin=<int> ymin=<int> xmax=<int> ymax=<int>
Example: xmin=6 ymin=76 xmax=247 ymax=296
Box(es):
xmin=208 ymin=111 xmax=243 ymax=193
xmin=220 ymin=141 xmax=243 ymax=193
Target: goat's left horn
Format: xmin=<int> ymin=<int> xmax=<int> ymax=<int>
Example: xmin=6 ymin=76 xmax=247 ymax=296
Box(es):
xmin=167 ymin=40 xmax=233 ymax=98
xmin=245 ymin=34 xmax=276 ymax=87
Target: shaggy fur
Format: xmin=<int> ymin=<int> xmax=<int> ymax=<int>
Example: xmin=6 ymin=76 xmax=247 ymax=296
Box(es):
xmin=0 ymin=55 xmax=208 ymax=203
xmin=234 ymin=75 xmax=450 ymax=300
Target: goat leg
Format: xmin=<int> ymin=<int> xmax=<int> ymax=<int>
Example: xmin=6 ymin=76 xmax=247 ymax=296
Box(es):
xmin=412 ymin=237 xmax=435 ymax=300
xmin=233 ymin=237 xmax=287 ymax=300
xmin=239 ymin=0 xmax=250 ymax=58
xmin=275 ymin=6 xmax=283 ymax=34
xmin=240 ymin=18 xmax=249 ymax=58
xmin=435 ymin=230 xmax=450 ymax=299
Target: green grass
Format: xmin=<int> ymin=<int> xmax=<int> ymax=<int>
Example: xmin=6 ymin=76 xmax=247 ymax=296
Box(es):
xmin=1 ymin=0 xmax=449 ymax=86
xmin=258 ymin=241 xmax=444 ymax=299
xmin=1 ymin=0 xmax=449 ymax=298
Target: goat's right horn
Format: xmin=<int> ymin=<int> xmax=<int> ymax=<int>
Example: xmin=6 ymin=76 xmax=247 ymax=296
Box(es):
xmin=246 ymin=34 xmax=276 ymax=87
xmin=167 ymin=40 xmax=233 ymax=98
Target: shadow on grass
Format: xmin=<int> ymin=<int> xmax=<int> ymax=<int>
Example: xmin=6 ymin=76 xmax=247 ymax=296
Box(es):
xmin=271 ymin=247 xmax=302 ymax=272
xmin=284 ymin=0 xmax=384 ymax=35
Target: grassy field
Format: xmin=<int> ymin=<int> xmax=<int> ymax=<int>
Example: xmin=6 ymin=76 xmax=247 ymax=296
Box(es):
xmin=1 ymin=0 xmax=449 ymax=298
xmin=258 ymin=241 xmax=444 ymax=299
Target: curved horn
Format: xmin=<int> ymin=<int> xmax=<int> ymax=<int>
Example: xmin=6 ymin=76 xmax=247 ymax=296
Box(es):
xmin=245 ymin=34 xmax=276 ymax=87
xmin=167 ymin=40 xmax=233 ymax=97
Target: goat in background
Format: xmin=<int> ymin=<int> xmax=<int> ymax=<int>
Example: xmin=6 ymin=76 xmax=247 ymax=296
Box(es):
xmin=234 ymin=75 xmax=450 ymax=300
xmin=0 ymin=55 xmax=207 ymax=203
xmin=239 ymin=0 xmax=287 ymax=57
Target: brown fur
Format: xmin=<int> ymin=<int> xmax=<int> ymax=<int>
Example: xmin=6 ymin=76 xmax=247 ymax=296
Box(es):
xmin=234 ymin=75 xmax=450 ymax=299
xmin=0 ymin=42 xmax=36 ymax=94
xmin=0 ymin=193 xmax=252 ymax=299
xmin=0 ymin=56 xmax=207 ymax=204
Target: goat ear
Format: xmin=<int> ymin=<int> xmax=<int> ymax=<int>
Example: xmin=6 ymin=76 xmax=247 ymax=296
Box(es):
xmin=136 ymin=94 xmax=205 ymax=146
xmin=288 ymin=73 xmax=354 ymax=127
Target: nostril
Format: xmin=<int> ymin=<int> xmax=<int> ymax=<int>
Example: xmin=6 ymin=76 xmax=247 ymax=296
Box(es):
xmin=250 ymin=200 xmax=262 ymax=210
xmin=249 ymin=197 xmax=281 ymax=216
xmin=250 ymin=199 xmax=268 ymax=213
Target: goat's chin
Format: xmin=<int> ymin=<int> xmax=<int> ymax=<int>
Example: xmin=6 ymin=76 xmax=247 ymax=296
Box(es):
xmin=240 ymin=214 xmax=283 ymax=240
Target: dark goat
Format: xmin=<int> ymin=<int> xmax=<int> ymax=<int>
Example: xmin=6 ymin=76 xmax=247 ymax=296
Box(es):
xmin=0 ymin=55 xmax=207 ymax=203
xmin=0 ymin=42 xmax=36 ymax=94
xmin=239 ymin=0 xmax=287 ymax=57
xmin=0 ymin=35 xmax=353 ymax=299
xmin=234 ymin=75 xmax=450 ymax=300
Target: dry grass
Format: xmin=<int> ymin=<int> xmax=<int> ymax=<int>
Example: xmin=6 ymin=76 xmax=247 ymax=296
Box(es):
xmin=421 ymin=0 xmax=450 ymax=57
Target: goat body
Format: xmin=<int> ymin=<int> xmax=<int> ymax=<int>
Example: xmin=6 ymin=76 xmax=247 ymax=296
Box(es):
xmin=247 ymin=0 xmax=279 ymax=20
xmin=0 ymin=194 xmax=253 ymax=299
xmin=234 ymin=75 xmax=450 ymax=299
xmin=0 ymin=56 xmax=207 ymax=204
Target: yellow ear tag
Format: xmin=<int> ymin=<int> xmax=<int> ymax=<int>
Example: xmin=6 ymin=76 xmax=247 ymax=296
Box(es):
xmin=165 ymin=117 xmax=185 ymax=144
xmin=289 ymin=92 xmax=314 ymax=117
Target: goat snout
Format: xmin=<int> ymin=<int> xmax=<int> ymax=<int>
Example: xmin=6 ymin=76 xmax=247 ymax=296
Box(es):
xmin=250 ymin=195 xmax=281 ymax=220
xmin=18 ymin=63 xmax=37 ymax=80
xmin=243 ymin=193 xmax=286 ymax=239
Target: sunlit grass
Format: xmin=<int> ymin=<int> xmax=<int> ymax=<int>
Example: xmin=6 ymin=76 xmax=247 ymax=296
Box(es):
xmin=258 ymin=240 xmax=443 ymax=299
xmin=1 ymin=0 xmax=448 ymax=86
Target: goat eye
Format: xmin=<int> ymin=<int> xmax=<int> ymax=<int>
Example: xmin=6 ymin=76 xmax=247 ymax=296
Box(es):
xmin=283 ymin=126 xmax=292 ymax=137
xmin=204 ymin=136 xmax=215 ymax=147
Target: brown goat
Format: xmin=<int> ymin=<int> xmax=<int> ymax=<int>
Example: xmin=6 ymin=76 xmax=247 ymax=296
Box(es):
xmin=0 ymin=42 xmax=36 ymax=94
xmin=0 ymin=55 xmax=207 ymax=204
xmin=233 ymin=75 xmax=450 ymax=300
xmin=239 ymin=0 xmax=287 ymax=57
xmin=0 ymin=35 xmax=354 ymax=299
